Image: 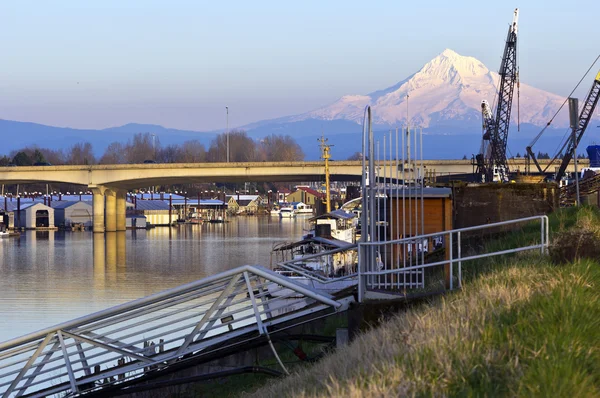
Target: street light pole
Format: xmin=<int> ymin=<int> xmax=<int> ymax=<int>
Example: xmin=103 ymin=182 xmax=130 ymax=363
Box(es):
xmin=152 ymin=134 xmax=156 ymax=161
xmin=226 ymin=106 xmax=229 ymax=163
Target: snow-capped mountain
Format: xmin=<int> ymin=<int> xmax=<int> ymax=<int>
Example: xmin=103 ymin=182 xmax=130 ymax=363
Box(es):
xmin=280 ymin=49 xmax=568 ymax=129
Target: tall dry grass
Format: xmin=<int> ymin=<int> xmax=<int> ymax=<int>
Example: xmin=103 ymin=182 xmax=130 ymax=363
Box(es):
xmin=244 ymin=257 xmax=598 ymax=397
xmin=238 ymin=208 xmax=600 ymax=397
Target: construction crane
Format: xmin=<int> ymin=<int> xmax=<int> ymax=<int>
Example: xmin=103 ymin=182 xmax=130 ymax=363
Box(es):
xmin=553 ymin=71 xmax=600 ymax=182
xmin=476 ymin=8 xmax=519 ymax=182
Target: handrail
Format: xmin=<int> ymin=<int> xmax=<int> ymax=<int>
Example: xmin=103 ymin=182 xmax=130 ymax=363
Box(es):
xmin=358 ymin=215 xmax=549 ymax=297
xmin=0 ymin=265 xmax=352 ymax=398
xmin=359 ymin=215 xmax=549 ymax=247
xmin=0 ymin=265 xmax=339 ymax=352
xmin=275 ymin=244 xmax=359 ymax=284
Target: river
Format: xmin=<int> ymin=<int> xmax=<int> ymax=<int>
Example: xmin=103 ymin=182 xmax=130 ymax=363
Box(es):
xmin=0 ymin=216 xmax=308 ymax=343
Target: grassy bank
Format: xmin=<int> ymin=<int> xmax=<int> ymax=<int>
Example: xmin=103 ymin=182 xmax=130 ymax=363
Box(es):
xmin=245 ymin=207 xmax=600 ymax=397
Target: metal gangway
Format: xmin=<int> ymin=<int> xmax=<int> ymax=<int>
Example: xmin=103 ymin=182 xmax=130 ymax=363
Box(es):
xmin=0 ymin=265 xmax=353 ymax=398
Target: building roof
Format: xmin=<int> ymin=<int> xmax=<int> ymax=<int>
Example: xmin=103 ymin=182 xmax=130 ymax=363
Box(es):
xmin=296 ymin=187 xmax=325 ymax=199
xmin=133 ymin=193 xmax=186 ymax=200
xmin=133 ymin=201 xmax=172 ymax=211
xmin=0 ymin=199 xmax=45 ymax=212
xmin=51 ymin=200 xmax=93 ymax=209
xmin=226 ymin=195 xmax=261 ymax=202
xmin=51 ymin=194 xmax=93 ymax=202
xmin=170 ymin=199 xmax=225 ymax=207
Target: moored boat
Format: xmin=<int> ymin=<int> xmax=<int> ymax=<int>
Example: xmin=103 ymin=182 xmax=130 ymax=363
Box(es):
xmin=279 ymin=207 xmax=296 ymax=218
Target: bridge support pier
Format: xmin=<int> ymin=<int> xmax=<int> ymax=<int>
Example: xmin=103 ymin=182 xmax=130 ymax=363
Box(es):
xmin=116 ymin=191 xmax=126 ymax=232
xmin=90 ymin=186 xmax=107 ymax=233
xmin=105 ymin=190 xmax=117 ymax=232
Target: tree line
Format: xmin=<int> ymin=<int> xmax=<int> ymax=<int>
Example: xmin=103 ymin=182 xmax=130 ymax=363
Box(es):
xmin=0 ymin=131 xmax=305 ymax=166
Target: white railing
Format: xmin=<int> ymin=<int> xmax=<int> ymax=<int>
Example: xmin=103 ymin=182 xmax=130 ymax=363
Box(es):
xmin=0 ymin=265 xmax=351 ymax=398
xmin=275 ymin=244 xmax=358 ymax=284
xmin=358 ymin=215 xmax=549 ymax=301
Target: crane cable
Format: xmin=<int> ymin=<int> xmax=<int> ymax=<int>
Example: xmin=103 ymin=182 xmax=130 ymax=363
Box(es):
xmin=529 ymin=53 xmax=600 ymax=149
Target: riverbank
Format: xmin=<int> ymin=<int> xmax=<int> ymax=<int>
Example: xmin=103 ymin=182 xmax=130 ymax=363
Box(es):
xmin=242 ymin=207 xmax=599 ymax=397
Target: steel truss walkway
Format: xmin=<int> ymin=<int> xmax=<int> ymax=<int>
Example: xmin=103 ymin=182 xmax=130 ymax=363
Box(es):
xmin=0 ymin=265 xmax=353 ymax=398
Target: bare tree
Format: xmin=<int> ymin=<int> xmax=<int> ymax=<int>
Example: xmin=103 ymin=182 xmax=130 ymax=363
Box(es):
xmin=99 ymin=142 xmax=127 ymax=164
xmin=347 ymin=152 xmax=362 ymax=161
xmin=9 ymin=146 xmax=65 ymax=165
xmin=180 ymin=140 xmax=206 ymax=163
xmin=126 ymin=133 xmax=158 ymax=163
xmin=67 ymin=142 xmax=96 ymax=165
xmin=259 ymin=134 xmax=304 ymax=161
xmin=207 ymin=130 xmax=258 ymax=162
xmin=158 ymin=144 xmax=182 ymax=163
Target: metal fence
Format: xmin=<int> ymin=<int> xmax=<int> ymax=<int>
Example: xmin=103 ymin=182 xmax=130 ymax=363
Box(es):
xmin=358 ymin=215 xmax=549 ymax=301
xmin=0 ymin=265 xmax=351 ymax=398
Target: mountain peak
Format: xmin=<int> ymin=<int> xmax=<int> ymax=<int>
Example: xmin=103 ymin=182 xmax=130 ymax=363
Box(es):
xmin=419 ymin=49 xmax=490 ymax=83
xmin=439 ymin=48 xmax=460 ymax=58
xmin=277 ymin=49 xmax=568 ymax=129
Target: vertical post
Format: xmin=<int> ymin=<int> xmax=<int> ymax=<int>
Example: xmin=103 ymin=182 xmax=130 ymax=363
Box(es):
xmin=105 ymin=190 xmax=117 ymax=232
xmin=226 ymin=106 xmax=230 ymax=163
xmin=540 ymin=217 xmax=545 ymax=255
xmin=169 ymin=194 xmax=173 ymax=225
xmin=457 ymin=231 xmax=462 ymax=288
xmin=16 ymin=196 xmax=21 ymax=229
xmin=91 ymin=187 xmax=106 ymax=233
xmin=116 ymin=191 xmax=126 ymax=232
xmin=569 ymin=97 xmax=580 ymax=205
xmin=448 ymin=232 xmax=453 ymax=290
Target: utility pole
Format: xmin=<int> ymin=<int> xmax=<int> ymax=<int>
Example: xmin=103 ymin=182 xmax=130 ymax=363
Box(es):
xmin=152 ymin=134 xmax=156 ymax=161
xmin=319 ymin=135 xmax=332 ymax=213
xmin=569 ymin=98 xmax=580 ymax=205
xmin=226 ymin=106 xmax=229 ymax=163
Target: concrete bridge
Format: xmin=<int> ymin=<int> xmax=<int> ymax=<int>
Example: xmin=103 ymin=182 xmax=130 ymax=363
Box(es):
xmin=0 ymin=159 xmax=585 ymax=233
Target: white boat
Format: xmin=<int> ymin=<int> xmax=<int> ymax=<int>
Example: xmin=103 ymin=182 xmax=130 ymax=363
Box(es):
xmin=279 ymin=207 xmax=296 ymax=218
xmin=270 ymin=208 xmax=280 ymax=216
xmin=308 ymin=209 xmax=358 ymax=243
xmin=291 ymin=202 xmax=314 ymax=214
xmin=270 ymin=236 xmax=358 ymax=296
xmin=269 ymin=208 xmax=361 ymax=296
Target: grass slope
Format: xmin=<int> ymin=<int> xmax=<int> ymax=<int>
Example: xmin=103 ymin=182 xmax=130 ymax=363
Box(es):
xmin=245 ymin=208 xmax=600 ymax=397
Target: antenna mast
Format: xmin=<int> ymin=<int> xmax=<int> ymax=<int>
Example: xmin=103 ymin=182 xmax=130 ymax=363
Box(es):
xmin=319 ymin=135 xmax=332 ymax=213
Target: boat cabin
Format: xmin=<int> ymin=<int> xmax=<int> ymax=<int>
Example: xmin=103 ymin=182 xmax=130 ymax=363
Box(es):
xmin=308 ymin=209 xmax=358 ymax=243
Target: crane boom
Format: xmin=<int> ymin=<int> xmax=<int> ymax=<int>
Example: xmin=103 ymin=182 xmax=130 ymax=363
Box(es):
xmin=477 ymin=8 xmax=519 ymax=182
xmin=554 ymin=71 xmax=600 ymax=182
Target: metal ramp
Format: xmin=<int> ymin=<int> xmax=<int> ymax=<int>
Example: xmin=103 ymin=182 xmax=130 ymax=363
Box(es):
xmin=0 ymin=265 xmax=353 ymax=398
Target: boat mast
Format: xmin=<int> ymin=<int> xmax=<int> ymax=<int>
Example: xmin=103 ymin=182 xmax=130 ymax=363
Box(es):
xmin=319 ymin=135 xmax=332 ymax=213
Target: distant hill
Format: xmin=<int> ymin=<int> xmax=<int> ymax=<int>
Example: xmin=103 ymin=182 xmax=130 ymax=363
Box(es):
xmin=3 ymin=49 xmax=598 ymax=160
xmin=0 ymin=120 xmax=216 ymax=156
xmin=1 ymin=118 xmax=590 ymax=161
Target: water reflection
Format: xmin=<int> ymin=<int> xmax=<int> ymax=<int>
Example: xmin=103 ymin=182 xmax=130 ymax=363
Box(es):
xmin=93 ymin=232 xmax=127 ymax=288
xmin=0 ymin=217 xmax=307 ymax=342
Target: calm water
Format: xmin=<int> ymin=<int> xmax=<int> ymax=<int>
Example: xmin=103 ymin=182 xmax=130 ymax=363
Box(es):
xmin=0 ymin=217 xmax=308 ymax=343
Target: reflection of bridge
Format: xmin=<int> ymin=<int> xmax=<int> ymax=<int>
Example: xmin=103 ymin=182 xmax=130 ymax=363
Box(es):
xmin=0 ymin=159 xmax=585 ymax=233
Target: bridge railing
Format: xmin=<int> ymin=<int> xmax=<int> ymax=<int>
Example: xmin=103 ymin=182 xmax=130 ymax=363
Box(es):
xmin=0 ymin=265 xmax=348 ymax=398
xmin=358 ymin=215 xmax=549 ymax=301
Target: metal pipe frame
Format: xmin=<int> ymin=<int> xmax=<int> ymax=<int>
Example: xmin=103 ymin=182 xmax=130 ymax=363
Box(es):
xmin=358 ymin=215 xmax=549 ymax=295
xmin=0 ymin=265 xmax=347 ymax=398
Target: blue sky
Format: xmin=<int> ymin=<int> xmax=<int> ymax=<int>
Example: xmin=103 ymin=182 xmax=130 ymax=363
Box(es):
xmin=0 ymin=0 xmax=598 ymax=131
